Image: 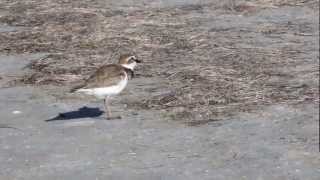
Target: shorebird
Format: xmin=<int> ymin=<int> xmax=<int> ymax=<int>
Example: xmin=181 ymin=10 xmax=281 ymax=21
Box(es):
xmin=70 ymin=54 xmax=141 ymax=119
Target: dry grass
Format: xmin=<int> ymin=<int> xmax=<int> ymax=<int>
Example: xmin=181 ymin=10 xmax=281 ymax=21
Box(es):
xmin=0 ymin=0 xmax=318 ymax=125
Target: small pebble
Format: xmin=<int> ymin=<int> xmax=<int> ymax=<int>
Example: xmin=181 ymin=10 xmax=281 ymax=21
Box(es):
xmin=12 ymin=110 xmax=21 ymax=114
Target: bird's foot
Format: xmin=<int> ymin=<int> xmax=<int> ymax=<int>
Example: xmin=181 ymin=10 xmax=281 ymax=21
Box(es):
xmin=106 ymin=115 xmax=122 ymax=120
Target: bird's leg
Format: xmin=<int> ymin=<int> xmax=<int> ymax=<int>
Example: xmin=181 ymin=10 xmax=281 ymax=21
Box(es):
xmin=104 ymin=97 xmax=112 ymax=119
xmin=104 ymin=97 xmax=121 ymax=120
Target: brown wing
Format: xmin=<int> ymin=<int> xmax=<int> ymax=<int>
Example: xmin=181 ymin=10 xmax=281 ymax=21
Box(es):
xmin=70 ymin=64 xmax=126 ymax=92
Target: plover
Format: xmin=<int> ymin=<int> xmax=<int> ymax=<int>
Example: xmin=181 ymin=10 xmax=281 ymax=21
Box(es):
xmin=70 ymin=54 xmax=141 ymax=119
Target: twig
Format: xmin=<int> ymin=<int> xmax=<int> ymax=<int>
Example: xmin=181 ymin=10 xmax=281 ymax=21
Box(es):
xmin=0 ymin=124 xmax=23 ymax=131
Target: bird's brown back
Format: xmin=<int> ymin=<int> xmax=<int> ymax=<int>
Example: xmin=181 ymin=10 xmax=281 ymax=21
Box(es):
xmin=70 ymin=64 xmax=127 ymax=92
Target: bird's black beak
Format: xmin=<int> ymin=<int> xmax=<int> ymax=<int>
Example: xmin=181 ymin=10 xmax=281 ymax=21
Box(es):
xmin=135 ymin=59 xmax=142 ymax=63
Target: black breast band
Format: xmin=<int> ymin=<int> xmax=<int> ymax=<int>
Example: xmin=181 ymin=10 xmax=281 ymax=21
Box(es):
xmin=124 ymin=68 xmax=134 ymax=79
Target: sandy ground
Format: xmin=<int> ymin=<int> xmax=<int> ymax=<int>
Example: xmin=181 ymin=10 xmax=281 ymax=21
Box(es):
xmin=0 ymin=0 xmax=319 ymax=179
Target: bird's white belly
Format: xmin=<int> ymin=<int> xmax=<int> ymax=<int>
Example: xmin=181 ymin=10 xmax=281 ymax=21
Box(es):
xmin=77 ymin=77 xmax=128 ymax=99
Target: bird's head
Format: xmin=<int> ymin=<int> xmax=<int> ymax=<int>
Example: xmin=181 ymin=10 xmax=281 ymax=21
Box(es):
xmin=119 ymin=54 xmax=141 ymax=70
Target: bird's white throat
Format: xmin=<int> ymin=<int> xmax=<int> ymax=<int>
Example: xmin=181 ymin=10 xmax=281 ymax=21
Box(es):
xmin=121 ymin=62 xmax=136 ymax=70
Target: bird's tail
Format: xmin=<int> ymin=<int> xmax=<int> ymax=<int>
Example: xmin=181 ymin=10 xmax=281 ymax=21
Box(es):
xmin=70 ymin=84 xmax=85 ymax=93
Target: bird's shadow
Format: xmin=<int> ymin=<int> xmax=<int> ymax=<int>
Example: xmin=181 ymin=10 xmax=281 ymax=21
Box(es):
xmin=45 ymin=106 xmax=104 ymax=122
